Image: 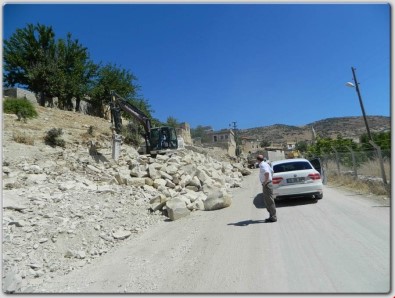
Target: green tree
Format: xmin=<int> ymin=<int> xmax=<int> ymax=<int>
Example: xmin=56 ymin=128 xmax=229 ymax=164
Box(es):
xmin=360 ymin=131 xmax=391 ymax=158
xmin=307 ymin=135 xmax=363 ymax=167
xmin=4 ymin=23 xmax=58 ymax=106
xmin=56 ymin=33 xmax=98 ymax=111
xmin=191 ymin=125 xmax=205 ymax=139
xmin=260 ymin=140 xmax=270 ymax=148
xmin=166 ymin=116 xmax=179 ymax=128
xmin=191 ymin=125 xmax=213 ymax=143
xmin=90 ymin=63 xmax=138 ymax=117
xmin=3 ymin=98 xmax=38 ymax=121
xmin=295 ymin=140 xmax=308 ymax=152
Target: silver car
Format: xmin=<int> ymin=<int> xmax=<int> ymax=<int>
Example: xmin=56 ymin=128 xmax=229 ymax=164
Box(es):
xmin=271 ymin=158 xmax=323 ymax=200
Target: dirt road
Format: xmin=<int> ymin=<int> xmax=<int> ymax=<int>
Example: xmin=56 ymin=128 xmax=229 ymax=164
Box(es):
xmin=39 ymin=169 xmax=390 ymax=294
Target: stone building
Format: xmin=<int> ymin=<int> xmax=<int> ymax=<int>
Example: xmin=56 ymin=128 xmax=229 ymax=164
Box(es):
xmin=240 ymin=136 xmax=260 ymax=154
xmin=202 ymin=129 xmax=237 ymax=157
xmin=3 ymin=87 xmax=38 ymax=104
xmin=176 ymin=122 xmax=192 ymax=145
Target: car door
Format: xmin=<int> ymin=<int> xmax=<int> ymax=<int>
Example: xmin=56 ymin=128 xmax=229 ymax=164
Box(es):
xmin=309 ymin=157 xmax=327 ymax=185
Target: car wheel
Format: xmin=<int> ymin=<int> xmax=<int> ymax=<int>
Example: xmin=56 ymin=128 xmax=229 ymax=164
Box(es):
xmin=315 ymin=194 xmax=323 ymax=200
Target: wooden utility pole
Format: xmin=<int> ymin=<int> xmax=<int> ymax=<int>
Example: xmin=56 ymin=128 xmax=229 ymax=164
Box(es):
xmin=351 ymin=67 xmax=372 ymax=141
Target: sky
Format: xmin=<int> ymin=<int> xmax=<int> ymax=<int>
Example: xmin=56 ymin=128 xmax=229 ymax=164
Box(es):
xmin=2 ymin=2 xmax=391 ymax=131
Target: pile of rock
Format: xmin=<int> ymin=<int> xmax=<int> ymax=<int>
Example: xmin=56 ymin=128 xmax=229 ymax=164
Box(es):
xmin=115 ymin=148 xmax=251 ymax=220
xmin=2 ymin=142 xmax=251 ymax=293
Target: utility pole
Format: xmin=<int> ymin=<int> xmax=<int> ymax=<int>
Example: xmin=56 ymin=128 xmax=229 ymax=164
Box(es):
xmin=230 ymin=121 xmax=240 ymax=157
xmin=230 ymin=121 xmax=237 ymax=131
xmin=351 ymin=67 xmax=373 ymax=141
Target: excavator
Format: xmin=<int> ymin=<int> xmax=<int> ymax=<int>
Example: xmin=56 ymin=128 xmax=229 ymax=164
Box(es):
xmin=109 ymin=90 xmax=178 ymax=156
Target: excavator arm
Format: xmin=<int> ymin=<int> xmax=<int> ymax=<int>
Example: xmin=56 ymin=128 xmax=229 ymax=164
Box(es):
xmin=110 ymin=90 xmax=151 ymax=134
xmin=109 ymin=90 xmax=179 ymax=156
xmin=109 ymin=90 xmax=152 ymax=152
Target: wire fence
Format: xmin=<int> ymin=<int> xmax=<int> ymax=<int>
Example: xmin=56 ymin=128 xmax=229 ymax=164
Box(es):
xmin=317 ymin=148 xmax=391 ymax=195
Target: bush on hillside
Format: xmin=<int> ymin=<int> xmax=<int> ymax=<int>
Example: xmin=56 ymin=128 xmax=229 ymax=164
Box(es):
xmin=12 ymin=132 xmax=35 ymax=145
xmin=3 ymin=98 xmax=38 ymax=122
xmin=122 ymin=122 xmax=142 ymax=148
xmin=44 ymin=128 xmax=65 ymax=148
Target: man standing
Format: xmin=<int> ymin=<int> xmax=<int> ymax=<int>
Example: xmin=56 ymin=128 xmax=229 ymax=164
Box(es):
xmin=257 ymin=155 xmax=277 ymax=222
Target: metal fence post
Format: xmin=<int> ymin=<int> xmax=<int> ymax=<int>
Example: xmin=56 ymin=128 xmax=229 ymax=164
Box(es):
xmin=346 ymin=146 xmax=357 ymax=179
xmin=369 ymin=140 xmax=388 ymax=186
xmin=331 ymin=146 xmax=341 ymax=175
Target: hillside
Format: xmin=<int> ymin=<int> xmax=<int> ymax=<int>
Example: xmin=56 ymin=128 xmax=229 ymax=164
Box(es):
xmin=239 ymin=116 xmax=390 ymax=144
xmin=3 ymin=106 xmax=249 ymax=293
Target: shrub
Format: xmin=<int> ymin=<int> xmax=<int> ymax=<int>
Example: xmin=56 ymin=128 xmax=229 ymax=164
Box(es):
xmin=44 ymin=128 xmax=65 ymax=147
xmin=12 ymin=132 xmax=35 ymax=145
xmin=3 ymin=98 xmax=38 ymax=122
xmin=88 ymin=126 xmax=94 ymax=136
xmin=122 ymin=123 xmax=142 ymax=148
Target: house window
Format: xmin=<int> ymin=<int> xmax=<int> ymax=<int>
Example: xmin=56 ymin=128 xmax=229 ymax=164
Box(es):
xmin=214 ymin=136 xmax=217 ymax=142
xmin=225 ymin=135 xmax=228 ymax=139
xmin=220 ymin=135 xmax=224 ymax=140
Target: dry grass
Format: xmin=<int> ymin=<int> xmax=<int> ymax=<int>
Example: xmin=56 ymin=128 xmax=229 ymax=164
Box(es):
xmin=358 ymin=158 xmax=391 ymax=180
xmin=4 ymin=106 xmax=112 ymax=147
xmin=12 ymin=131 xmax=35 ymax=145
xmin=326 ymin=159 xmax=391 ymax=196
xmin=328 ymin=174 xmax=389 ymax=196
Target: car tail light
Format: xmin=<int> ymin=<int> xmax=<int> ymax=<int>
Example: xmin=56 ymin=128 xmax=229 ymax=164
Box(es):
xmin=308 ymin=173 xmax=321 ymax=180
xmin=272 ymin=177 xmax=283 ymax=184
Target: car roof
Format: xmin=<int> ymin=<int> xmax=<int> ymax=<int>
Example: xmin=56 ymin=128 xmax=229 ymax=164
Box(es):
xmin=272 ymin=158 xmax=311 ymax=166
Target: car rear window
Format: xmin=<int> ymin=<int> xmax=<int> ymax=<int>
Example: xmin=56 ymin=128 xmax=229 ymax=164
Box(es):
xmin=273 ymin=161 xmax=312 ymax=173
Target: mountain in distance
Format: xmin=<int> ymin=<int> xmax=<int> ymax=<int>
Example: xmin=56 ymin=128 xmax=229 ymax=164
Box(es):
xmin=239 ymin=116 xmax=390 ymax=144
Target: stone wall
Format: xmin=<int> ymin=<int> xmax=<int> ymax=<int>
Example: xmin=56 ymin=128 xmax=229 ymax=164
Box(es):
xmin=177 ymin=122 xmax=192 ymax=145
xmin=3 ymin=88 xmax=92 ymax=115
xmin=3 ymin=88 xmax=38 ymax=104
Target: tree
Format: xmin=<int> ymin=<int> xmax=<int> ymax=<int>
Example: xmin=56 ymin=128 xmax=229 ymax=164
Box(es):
xmin=56 ymin=33 xmax=98 ymax=111
xmin=166 ymin=116 xmax=179 ymax=128
xmin=90 ymin=63 xmax=138 ymax=117
xmin=360 ymin=131 xmax=391 ymax=158
xmin=90 ymin=64 xmax=159 ymax=146
xmin=191 ymin=125 xmax=206 ymax=139
xmin=260 ymin=140 xmax=270 ymax=148
xmin=4 ymin=23 xmax=58 ymax=106
xmin=295 ymin=141 xmax=308 ymax=152
xmin=191 ymin=125 xmax=214 ymax=143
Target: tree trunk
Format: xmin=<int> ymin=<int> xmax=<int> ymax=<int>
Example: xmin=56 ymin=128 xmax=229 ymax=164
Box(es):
xmin=39 ymin=92 xmax=46 ymax=107
xmin=66 ymin=98 xmax=73 ymax=111
xmin=75 ymin=98 xmax=81 ymax=112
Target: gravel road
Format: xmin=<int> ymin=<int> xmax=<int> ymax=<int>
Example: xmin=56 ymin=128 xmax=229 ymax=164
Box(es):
xmin=39 ymin=169 xmax=390 ymax=294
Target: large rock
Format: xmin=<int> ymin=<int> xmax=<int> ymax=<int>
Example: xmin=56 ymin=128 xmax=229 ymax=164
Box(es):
xmin=204 ymin=189 xmax=232 ymax=211
xmin=130 ymin=165 xmax=147 ymax=178
xmin=166 ymin=198 xmax=190 ymax=221
xmin=149 ymin=194 xmax=168 ymax=211
xmin=164 ymin=164 xmax=179 ymax=176
xmin=3 ymin=270 xmax=22 ymax=293
xmin=114 ymin=167 xmax=132 ymax=185
xmin=196 ymin=168 xmax=210 ymax=183
xmin=129 ymin=178 xmax=146 ymax=187
xmin=148 ymin=164 xmax=162 ymax=179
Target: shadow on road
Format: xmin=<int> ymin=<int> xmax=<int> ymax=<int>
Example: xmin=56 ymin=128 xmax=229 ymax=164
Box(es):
xmin=276 ymin=197 xmax=317 ymax=208
xmin=253 ymin=193 xmax=317 ymax=209
xmin=227 ymin=219 xmax=267 ymax=226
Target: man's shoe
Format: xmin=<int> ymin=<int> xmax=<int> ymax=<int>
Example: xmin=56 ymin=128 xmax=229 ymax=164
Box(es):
xmin=265 ymin=217 xmax=277 ymax=222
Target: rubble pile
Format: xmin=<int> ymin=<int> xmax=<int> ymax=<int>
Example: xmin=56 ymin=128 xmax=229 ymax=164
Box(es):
xmin=2 ymin=141 xmax=251 ymax=293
